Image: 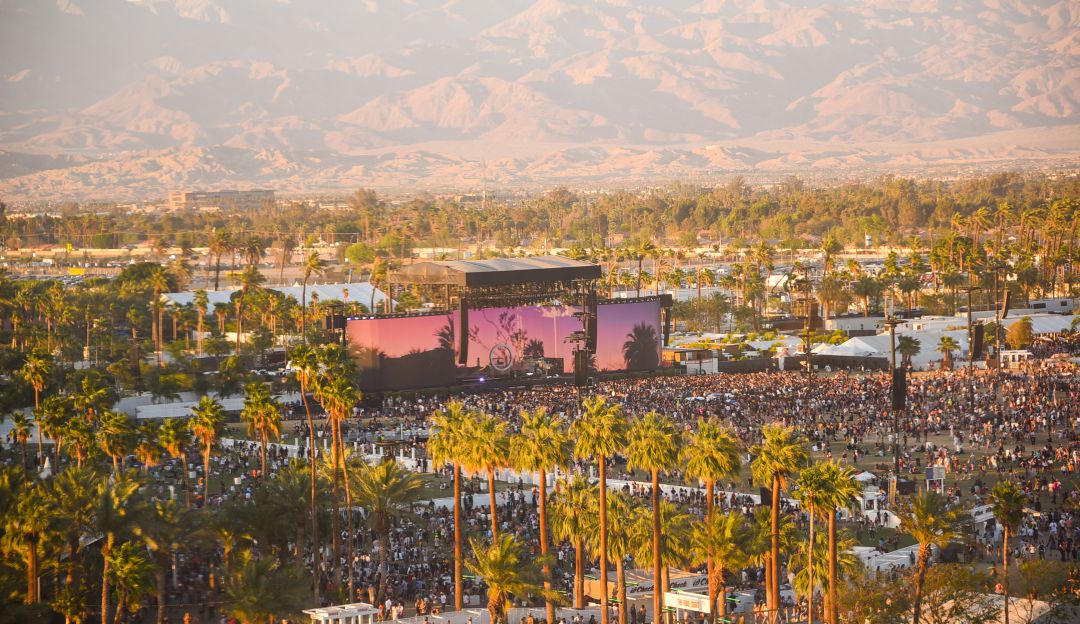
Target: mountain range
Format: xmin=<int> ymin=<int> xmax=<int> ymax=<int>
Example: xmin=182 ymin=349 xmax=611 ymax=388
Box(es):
xmin=1 ymin=0 xmax=1078 ymax=201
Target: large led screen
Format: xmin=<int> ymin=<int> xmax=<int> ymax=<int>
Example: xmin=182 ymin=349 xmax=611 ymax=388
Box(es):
xmin=346 ymin=298 xmax=662 ymax=390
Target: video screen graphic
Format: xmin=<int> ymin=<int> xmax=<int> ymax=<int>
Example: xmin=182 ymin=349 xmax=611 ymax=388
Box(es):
xmin=346 ymin=298 xmax=661 ymax=390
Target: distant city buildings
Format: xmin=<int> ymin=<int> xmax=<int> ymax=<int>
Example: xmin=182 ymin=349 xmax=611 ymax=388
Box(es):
xmin=167 ymin=189 xmax=275 ymax=212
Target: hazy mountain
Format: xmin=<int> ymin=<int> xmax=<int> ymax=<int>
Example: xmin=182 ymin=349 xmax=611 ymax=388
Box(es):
xmin=0 ymin=0 xmax=1077 ymax=200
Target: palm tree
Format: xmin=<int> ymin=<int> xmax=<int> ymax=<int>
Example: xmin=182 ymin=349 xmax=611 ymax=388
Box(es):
xmin=897 ymin=335 xmax=921 ymax=369
xmin=750 ymin=424 xmax=810 ymax=623
xmin=314 ymin=373 xmax=360 ymax=577
xmin=622 ymin=322 xmax=660 ymax=370
xmin=635 ymin=239 xmax=658 ymax=297
xmin=20 ymin=351 xmax=51 ymax=462
xmin=42 ymin=465 xmax=97 ymax=593
xmin=240 ymin=382 xmax=282 ymax=478
xmin=682 ymin=419 xmax=741 ymax=617
xmin=158 ymin=418 xmax=193 ymax=508
xmin=223 ymin=551 xmax=309 ymax=624
xmin=105 ymin=541 xmax=155 ymax=624
xmin=2 ymin=482 xmax=49 ymax=603
xmin=352 ymin=459 xmax=425 ymax=605
xmin=989 ymin=481 xmax=1026 ymax=624
xmin=510 ymin=407 xmax=571 ymax=624
xmin=571 ymin=396 xmax=627 ymax=624
xmin=193 ymin=290 xmax=209 ymax=355
xmin=234 ymin=265 xmax=265 ymax=354
xmin=134 ymin=421 xmax=163 ymax=474
xmin=428 ymin=401 xmax=471 ymax=610
xmin=135 ymin=499 xmax=195 ymax=624
xmin=94 ymin=470 xmax=142 ymax=624
xmin=98 ymin=411 xmax=135 ymax=473
xmin=149 ymin=266 xmax=170 ymax=362
xmin=626 ymin=411 xmax=682 ymax=623
xmin=550 ymin=475 xmax=596 ymax=609
xmin=288 ymin=343 xmax=322 ymax=602
xmin=787 ymin=531 xmax=860 ymax=619
xmin=467 ymin=534 xmax=558 ymax=624
xmin=300 ymin=251 xmax=327 ymax=340
xmin=936 ymin=336 xmax=960 ymax=370
xmin=460 ymin=411 xmax=510 ymax=539
xmin=585 ymin=489 xmax=638 ymax=624
xmin=793 ymin=464 xmax=830 ymax=624
xmin=896 ymin=491 xmax=961 ymax=624
xmin=818 ymin=462 xmax=860 ymax=624
xmin=630 ymin=499 xmax=692 ymax=604
xmin=690 ymin=510 xmax=749 ymax=624
xmin=277 ymin=234 xmax=297 ymax=285
xmin=6 ymin=411 xmax=32 ymax=477
xmin=209 ymin=230 xmax=232 ymax=291
xmin=188 ymin=396 xmax=225 ymax=513
xmin=820 ymin=234 xmax=842 ymax=275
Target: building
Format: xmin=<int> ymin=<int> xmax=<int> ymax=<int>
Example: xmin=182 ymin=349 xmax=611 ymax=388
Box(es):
xmin=167 ymin=190 xmax=275 ymax=212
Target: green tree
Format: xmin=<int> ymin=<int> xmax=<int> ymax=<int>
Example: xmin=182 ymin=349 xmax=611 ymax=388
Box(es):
xmin=459 ymin=410 xmax=510 ymax=539
xmin=223 ymin=550 xmax=309 ymax=624
xmin=793 ymin=464 xmax=830 ymax=624
xmin=550 ymin=475 xmax=596 ymax=609
xmin=352 ymin=459 xmax=425 ymax=605
xmin=1 ymin=482 xmax=50 ymax=603
xmin=682 ymin=418 xmax=742 ymax=617
xmin=239 ymin=382 xmax=282 ymax=478
xmin=288 ymin=342 xmax=322 ymax=602
xmin=97 ymin=411 xmax=135 ymax=473
xmin=937 ymin=336 xmax=960 ymax=369
xmin=158 ymin=417 xmax=193 ymax=509
xmin=93 ymin=470 xmax=142 ymax=624
xmin=989 ymin=481 xmax=1026 ymax=624
xmin=105 ymin=541 xmax=155 ymax=624
xmin=750 ymin=424 xmax=810 ymax=622
xmin=690 ymin=510 xmax=749 ymax=623
xmin=6 ymin=411 xmax=33 ymax=477
xmin=571 ymin=396 xmax=627 ymax=624
xmin=897 ymin=491 xmax=962 ymax=624
xmin=1005 ymin=317 xmax=1034 ymax=350
xmin=626 ymin=411 xmax=682 ymax=622
xmin=897 ymin=335 xmax=921 ymax=368
xmin=509 ymin=407 xmax=570 ymax=624
xmin=428 ymin=401 xmax=470 ymax=610
xmin=467 ymin=534 xmax=558 ymax=624
xmin=20 ymin=351 xmax=52 ymax=462
xmin=818 ymin=462 xmax=861 ymax=624
xmin=188 ymin=396 xmax=225 ymax=513
xmin=299 ymin=251 xmax=327 ymax=340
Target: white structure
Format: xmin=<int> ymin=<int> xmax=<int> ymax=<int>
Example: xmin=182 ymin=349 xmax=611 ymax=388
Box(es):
xmin=304 ymin=603 xmax=380 ymax=624
xmin=814 ymin=329 xmax=968 ymax=371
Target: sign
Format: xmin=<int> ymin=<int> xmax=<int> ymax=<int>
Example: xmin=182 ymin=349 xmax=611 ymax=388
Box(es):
xmin=926 ymin=466 xmax=945 ymax=482
xmin=664 ymin=592 xmax=710 ymax=615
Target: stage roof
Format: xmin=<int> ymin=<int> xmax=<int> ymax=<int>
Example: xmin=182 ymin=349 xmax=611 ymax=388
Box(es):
xmin=391 ymin=255 xmax=601 ymax=287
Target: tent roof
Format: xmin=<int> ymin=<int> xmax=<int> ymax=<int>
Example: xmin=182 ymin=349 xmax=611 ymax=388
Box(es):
xmin=390 ymin=255 xmax=600 ymax=287
xmin=162 ymin=282 xmax=387 ymax=312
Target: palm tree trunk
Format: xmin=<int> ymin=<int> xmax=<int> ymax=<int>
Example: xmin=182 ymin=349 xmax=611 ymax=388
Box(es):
xmin=770 ymin=476 xmax=781 ymax=624
xmin=378 ymin=531 xmax=390 ymax=606
xmin=453 ymin=462 xmax=463 ymax=610
xmin=488 ymin=466 xmax=498 ymax=539
xmin=180 ymin=454 xmax=191 ymax=510
xmin=155 ymin=563 xmax=167 ymax=624
xmin=331 ymin=418 xmax=341 ymax=590
xmin=717 ymin=563 xmax=727 ymax=623
xmin=599 ymin=457 xmax=610 ymax=624
xmin=344 ymin=457 xmax=355 ymax=602
xmin=807 ymin=508 xmax=815 ymax=624
xmin=25 ymin=537 xmax=38 ymax=604
xmin=911 ymin=546 xmax=931 ymax=624
xmin=260 ymin=438 xmax=267 ymax=478
xmin=101 ymin=537 xmax=112 ymax=624
xmin=828 ymin=510 xmax=837 ymax=624
xmin=651 ymin=469 xmax=662 ymax=624
xmin=539 ymin=467 xmax=555 ymax=624
xmin=574 ymin=538 xmax=585 ymax=609
xmin=301 ymin=279 xmax=308 ymax=340
xmin=301 ymin=380 xmax=320 ymax=604
xmin=617 ymin=557 xmax=628 ymax=624
xmin=705 ymin=477 xmax=717 ymax=620
xmin=1002 ymin=530 xmax=1010 ymax=624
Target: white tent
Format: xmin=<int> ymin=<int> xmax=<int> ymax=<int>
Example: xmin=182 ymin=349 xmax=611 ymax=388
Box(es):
xmin=815 ymin=329 xmax=969 ymax=371
xmin=162 ymin=282 xmax=390 ymax=312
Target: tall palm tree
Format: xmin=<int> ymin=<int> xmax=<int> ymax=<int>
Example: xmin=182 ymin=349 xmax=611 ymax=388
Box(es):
xmin=193 ymin=290 xmax=209 ymax=355
xmin=936 ymin=335 xmax=960 ymax=370
xmin=315 ymin=369 xmax=359 ymax=578
xmin=98 ymin=411 xmax=135 ymax=473
xmin=288 ymin=343 xmax=322 ymax=602
xmin=897 ymin=335 xmax=921 ymax=369
xmin=352 ymin=459 xmax=425 ymax=605
xmin=626 ymin=411 xmax=682 ymax=623
xmin=571 ymin=396 xmax=627 ymax=624
xmin=550 ymin=475 xmax=596 ymax=609
xmin=6 ymin=411 xmax=32 ymax=477
xmin=690 ymin=510 xmax=749 ymax=624
xmin=428 ymin=401 xmax=471 ymax=610
xmin=223 ymin=550 xmax=309 ymax=624
xmin=989 ymin=481 xmax=1026 ymax=624
xmin=818 ymin=462 xmax=860 ymax=624
xmin=510 ymin=407 xmax=570 ymax=624
xmin=630 ymin=499 xmax=693 ymax=604
xmin=20 ymin=351 xmax=52 ymax=462
xmin=467 ymin=534 xmax=558 ymax=624
xmin=209 ymin=230 xmax=232 ymax=291
xmin=135 ymin=499 xmax=195 ymax=624
xmin=682 ymin=418 xmax=742 ymax=617
xmin=586 ymin=489 xmax=638 ymax=624
xmin=94 ymin=470 xmax=142 ymax=624
xmin=750 ymin=424 xmax=810 ymax=623
xmin=188 ymin=396 xmax=225 ymax=513
xmin=105 ymin=541 xmax=155 ymax=624
xmin=234 ymin=265 xmax=265 ymax=355
xmin=149 ymin=266 xmax=170 ymax=362
xmin=2 ymin=482 xmax=49 ymax=603
xmin=635 ymin=239 xmax=658 ymax=297
xmin=158 ymin=418 xmax=193 ymax=509
xmin=460 ymin=411 xmax=510 ymax=539
xmin=277 ymin=234 xmax=297 ymax=285
xmin=896 ymin=491 xmax=961 ymax=624
xmin=240 ymin=382 xmax=282 ymax=478
xmin=300 ymin=251 xmax=327 ymax=340
xmin=793 ymin=464 xmax=830 ymax=624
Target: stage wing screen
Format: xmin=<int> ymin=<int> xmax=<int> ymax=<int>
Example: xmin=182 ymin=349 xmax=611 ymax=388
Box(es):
xmin=595 ymin=299 xmax=662 ymax=372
